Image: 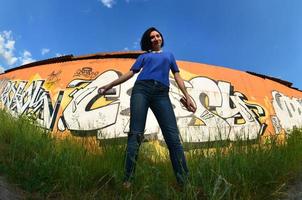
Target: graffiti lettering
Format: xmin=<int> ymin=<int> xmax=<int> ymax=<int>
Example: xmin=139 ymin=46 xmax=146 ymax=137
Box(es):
xmin=58 ymin=70 xmax=121 ymax=132
xmin=0 ymin=80 xmax=64 ymax=130
xmin=0 ymin=78 xmax=9 ymax=97
xmin=169 ymin=77 xmax=266 ymax=142
xmin=73 ymin=67 xmax=99 ymax=79
xmin=272 ymin=91 xmax=302 ymax=131
xmin=271 ymin=115 xmax=282 ymax=134
xmin=45 ymin=70 xmax=62 ymax=88
xmin=60 ymin=72 xmax=267 ymax=142
xmin=0 ymin=71 xmax=268 ymax=143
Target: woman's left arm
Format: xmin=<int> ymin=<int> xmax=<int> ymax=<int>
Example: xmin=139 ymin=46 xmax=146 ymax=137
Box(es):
xmin=173 ymin=72 xmax=197 ymax=112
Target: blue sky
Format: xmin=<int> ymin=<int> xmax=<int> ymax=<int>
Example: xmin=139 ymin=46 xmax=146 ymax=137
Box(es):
xmin=1 ymin=0 xmax=302 ymax=89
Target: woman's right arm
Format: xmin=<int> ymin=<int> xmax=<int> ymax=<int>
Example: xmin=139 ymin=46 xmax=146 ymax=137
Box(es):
xmin=99 ymin=70 xmax=135 ymax=94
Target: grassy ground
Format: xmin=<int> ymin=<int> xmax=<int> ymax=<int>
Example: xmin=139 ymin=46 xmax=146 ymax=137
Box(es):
xmin=0 ymin=110 xmax=302 ymax=199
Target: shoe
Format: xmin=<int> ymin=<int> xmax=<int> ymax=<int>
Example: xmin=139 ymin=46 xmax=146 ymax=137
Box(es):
xmin=122 ymin=181 xmax=131 ymax=189
xmin=171 ymin=182 xmax=184 ymax=192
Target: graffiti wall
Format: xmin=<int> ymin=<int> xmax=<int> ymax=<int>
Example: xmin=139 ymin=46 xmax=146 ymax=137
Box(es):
xmin=0 ymin=52 xmax=301 ymax=143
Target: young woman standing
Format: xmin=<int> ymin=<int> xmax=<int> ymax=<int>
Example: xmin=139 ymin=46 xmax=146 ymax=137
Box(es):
xmin=99 ymin=27 xmax=196 ymax=188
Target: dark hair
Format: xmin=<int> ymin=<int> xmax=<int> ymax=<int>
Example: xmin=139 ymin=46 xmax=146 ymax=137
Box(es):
xmin=140 ymin=27 xmax=164 ymax=51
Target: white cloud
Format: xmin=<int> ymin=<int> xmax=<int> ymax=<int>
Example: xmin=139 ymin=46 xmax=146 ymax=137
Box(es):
xmin=5 ymin=40 xmax=15 ymax=50
xmin=0 ymin=30 xmax=37 ymax=68
xmin=99 ymin=0 xmax=115 ymax=8
xmin=55 ymin=53 xmax=63 ymax=57
xmin=41 ymin=48 xmax=50 ymax=55
xmin=19 ymin=50 xmax=36 ymax=65
xmin=3 ymin=31 xmax=11 ymax=38
xmin=132 ymin=38 xmax=140 ymax=49
xmin=98 ymin=0 xmax=149 ymax=8
xmin=24 ymin=50 xmax=31 ymax=57
xmin=0 ymin=66 xmax=4 ymax=73
xmin=0 ymin=30 xmax=18 ymax=66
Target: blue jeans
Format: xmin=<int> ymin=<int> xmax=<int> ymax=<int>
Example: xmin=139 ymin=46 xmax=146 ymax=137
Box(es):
xmin=124 ymin=80 xmax=189 ymax=185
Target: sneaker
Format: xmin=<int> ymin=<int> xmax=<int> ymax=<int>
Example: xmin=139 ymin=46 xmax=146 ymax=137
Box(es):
xmin=122 ymin=181 xmax=131 ymax=189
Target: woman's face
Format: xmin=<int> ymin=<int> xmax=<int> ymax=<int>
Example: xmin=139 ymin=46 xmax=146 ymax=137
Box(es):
xmin=150 ymin=30 xmax=162 ymax=51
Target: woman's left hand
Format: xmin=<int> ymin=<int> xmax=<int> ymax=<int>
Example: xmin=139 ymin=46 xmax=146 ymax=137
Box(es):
xmin=187 ymin=97 xmax=197 ymax=113
xmin=182 ymin=96 xmax=196 ymax=113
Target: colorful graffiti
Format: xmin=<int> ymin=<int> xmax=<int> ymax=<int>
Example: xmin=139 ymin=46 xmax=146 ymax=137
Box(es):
xmin=272 ymin=91 xmax=302 ymax=131
xmin=0 ymin=52 xmax=301 ymax=144
xmin=0 ymin=79 xmax=64 ymax=129
xmin=0 ymin=70 xmax=267 ymax=143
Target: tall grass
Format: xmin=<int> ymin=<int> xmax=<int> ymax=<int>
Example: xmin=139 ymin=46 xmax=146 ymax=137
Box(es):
xmin=0 ymin=109 xmax=302 ymax=199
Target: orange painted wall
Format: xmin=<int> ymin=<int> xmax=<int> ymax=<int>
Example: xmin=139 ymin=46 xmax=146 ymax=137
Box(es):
xmin=0 ymin=52 xmax=301 ymax=143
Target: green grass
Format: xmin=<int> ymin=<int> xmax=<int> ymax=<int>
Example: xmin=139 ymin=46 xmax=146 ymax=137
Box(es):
xmin=0 ymin=109 xmax=302 ymax=199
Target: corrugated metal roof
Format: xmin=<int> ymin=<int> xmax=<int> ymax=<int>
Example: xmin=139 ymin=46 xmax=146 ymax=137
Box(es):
xmin=246 ymin=71 xmax=292 ymax=87
xmin=246 ymin=71 xmax=301 ymax=91
xmin=5 ymin=51 xmax=143 ymax=73
xmin=2 ymin=51 xmax=300 ymax=91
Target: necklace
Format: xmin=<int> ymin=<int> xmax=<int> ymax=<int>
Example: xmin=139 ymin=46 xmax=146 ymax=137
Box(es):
xmin=150 ymin=50 xmax=163 ymax=53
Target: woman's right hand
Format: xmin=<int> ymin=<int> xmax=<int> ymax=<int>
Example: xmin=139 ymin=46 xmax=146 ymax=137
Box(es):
xmin=180 ymin=96 xmax=197 ymax=113
xmin=98 ymin=71 xmax=135 ymax=95
xmin=185 ymin=96 xmax=197 ymax=113
xmin=98 ymin=84 xmax=113 ymax=95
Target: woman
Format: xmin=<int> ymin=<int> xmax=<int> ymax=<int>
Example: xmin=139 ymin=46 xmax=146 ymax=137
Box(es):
xmin=99 ymin=27 xmax=196 ymax=188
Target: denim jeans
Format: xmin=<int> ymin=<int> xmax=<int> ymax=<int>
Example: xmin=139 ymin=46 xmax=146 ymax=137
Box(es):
xmin=124 ymin=80 xmax=189 ymax=185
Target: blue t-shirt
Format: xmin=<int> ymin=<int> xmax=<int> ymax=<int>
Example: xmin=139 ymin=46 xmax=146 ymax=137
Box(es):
xmin=130 ymin=51 xmax=180 ymax=87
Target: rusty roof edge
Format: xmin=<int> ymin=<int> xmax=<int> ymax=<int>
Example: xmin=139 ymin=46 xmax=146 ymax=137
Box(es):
xmin=4 ymin=51 xmax=144 ymax=73
xmin=73 ymin=51 xmax=144 ymax=60
xmin=246 ymin=71 xmax=301 ymax=91
xmin=5 ymin=54 xmax=74 ymax=73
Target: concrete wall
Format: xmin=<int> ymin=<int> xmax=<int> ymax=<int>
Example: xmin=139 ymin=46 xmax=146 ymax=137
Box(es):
xmin=0 ymin=52 xmax=301 ymax=143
